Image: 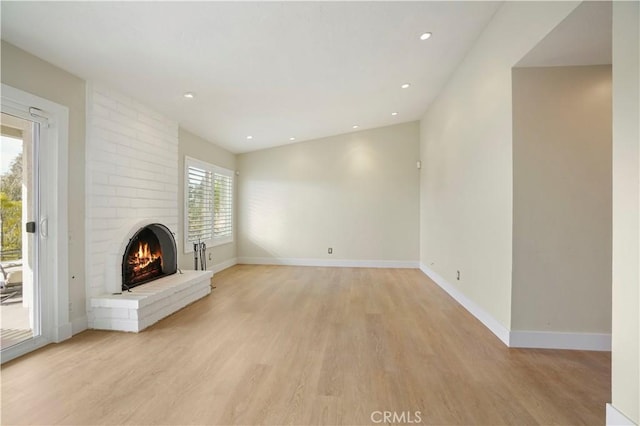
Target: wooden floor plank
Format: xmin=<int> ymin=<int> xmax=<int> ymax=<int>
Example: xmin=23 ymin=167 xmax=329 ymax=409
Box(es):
xmin=0 ymin=265 xmax=610 ymax=425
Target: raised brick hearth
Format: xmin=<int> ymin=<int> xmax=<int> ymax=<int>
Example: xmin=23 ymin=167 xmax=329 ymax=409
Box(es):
xmin=90 ymin=270 xmax=212 ymax=332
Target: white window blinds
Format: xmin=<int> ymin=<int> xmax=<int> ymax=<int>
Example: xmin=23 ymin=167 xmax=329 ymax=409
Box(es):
xmin=185 ymin=157 xmax=234 ymax=250
xmin=187 ymin=165 xmax=214 ymax=243
xmin=213 ymin=172 xmax=233 ymax=239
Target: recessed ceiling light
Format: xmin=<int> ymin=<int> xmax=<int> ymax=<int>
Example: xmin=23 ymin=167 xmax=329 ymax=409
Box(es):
xmin=401 ymin=83 xmax=410 ymax=89
xmin=420 ymin=32 xmax=432 ymax=41
xmin=352 ymin=125 xmax=359 ymax=129
xmin=289 ymin=137 xmax=296 ymax=141
xmin=391 ymin=112 xmax=398 ymax=116
xmin=246 ymin=135 xmax=253 ymax=140
xmin=183 ymin=92 xmax=195 ymax=99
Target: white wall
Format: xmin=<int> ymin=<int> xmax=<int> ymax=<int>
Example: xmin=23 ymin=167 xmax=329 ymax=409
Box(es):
xmin=177 ymin=127 xmax=237 ymax=272
xmin=237 ymin=122 xmax=420 ymax=266
xmin=611 ymin=1 xmax=640 ymax=423
xmin=419 ymin=1 xmax=580 ymax=330
xmin=1 ymin=41 xmax=87 ymax=330
xmin=511 ymin=65 xmax=612 ymax=334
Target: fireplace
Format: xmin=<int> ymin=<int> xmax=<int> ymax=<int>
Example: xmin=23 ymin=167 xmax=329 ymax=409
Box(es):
xmin=122 ymin=223 xmax=177 ymax=291
xmin=90 ymin=219 xmax=211 ymax=332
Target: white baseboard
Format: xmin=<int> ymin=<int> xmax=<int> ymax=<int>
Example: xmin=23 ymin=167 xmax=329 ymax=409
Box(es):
xmin=55 ymin=322 xmax=73 ymax=343
xmin=211 ymin=257 xmax=238 ymax=273
xmin=510 ymin=330 xmax=611 ymax=351
xmin=607 ymin=404 xmax=637 ymax=426
xmin=237 ymin=257 xmax=419 ymax=269
xmin=419 ymin=263 xmax=510 ymax=346
xmin=419 ymin=263 xmax=613 ymax=351
xmin=71 ymin=315 xmax=88 ymax=336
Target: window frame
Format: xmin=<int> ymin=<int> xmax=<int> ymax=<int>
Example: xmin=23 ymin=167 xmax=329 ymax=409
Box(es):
xmin=183 ymin=156 xmax=234 ymax=253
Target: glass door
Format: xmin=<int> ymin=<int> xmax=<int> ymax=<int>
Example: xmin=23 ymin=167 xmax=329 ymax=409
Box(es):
xmin=1 ymin=112 xmax=40 ymax=350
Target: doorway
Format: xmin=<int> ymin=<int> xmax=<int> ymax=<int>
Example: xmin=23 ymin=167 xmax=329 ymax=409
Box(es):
xmin=1 ymin=113 xmax=40 ymax=349
xmin=510 ymin=1 xmax=613 ymax=348
xmin=1 ymin=84 xmax=70 ymax=363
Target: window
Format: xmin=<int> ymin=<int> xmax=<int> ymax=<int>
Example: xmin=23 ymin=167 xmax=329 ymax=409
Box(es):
xmin=184 ymin=156 xmax=233 ymax=251
xmin=213 ymin=171 xmax=233 ymax=240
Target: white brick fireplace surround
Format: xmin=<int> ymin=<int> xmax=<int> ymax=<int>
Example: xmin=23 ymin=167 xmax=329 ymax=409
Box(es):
xmin=85 ymin=83 xmax=210 ymax=331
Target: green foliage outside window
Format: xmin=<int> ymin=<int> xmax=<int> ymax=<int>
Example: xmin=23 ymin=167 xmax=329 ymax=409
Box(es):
xmin=1 ymin=153 xmax=23 ymax=260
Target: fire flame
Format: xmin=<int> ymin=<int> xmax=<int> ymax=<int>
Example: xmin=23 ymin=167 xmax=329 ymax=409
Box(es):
xmin=130 ymin=241 xmax=162 ymax=272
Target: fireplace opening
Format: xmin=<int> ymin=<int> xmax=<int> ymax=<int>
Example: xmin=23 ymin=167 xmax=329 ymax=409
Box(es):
xmin=122 ymin=223 xmax=177 ymax=291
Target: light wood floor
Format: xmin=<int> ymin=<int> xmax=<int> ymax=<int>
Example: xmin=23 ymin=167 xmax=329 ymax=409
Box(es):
xmin=1 ymin=265 xmax=610 ymax=425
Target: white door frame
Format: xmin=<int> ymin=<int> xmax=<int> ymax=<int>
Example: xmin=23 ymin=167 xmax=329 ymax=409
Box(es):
xmin=1 ymin=84 xmax=71 ymax=363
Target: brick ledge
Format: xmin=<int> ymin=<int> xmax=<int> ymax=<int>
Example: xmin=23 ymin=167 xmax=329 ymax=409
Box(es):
xmin=89 ymin=270 xmax=212 ymax=332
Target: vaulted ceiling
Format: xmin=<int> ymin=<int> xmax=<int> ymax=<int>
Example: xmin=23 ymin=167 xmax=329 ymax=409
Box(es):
xmin=1 ymin=1 xmax=502 ymax=153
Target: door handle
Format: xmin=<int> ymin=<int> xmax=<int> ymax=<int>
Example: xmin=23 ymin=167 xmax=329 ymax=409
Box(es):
xmin=39 ymin=217 xmax=48 ymax=239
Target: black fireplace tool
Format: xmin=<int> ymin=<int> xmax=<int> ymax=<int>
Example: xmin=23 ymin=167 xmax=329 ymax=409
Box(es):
xmin=193 ymin=242 xmax=198 ymax=269
xmin=193 ymin=240 xmax=207 ymax=271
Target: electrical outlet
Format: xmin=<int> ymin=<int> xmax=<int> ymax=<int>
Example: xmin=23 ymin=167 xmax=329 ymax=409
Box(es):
xmin=328 ymin=248 xmax=333 ymax=254
xmin=208 ymin=252 xmax=212 ymax=261
xmin=456 ymin=270 xmax=460 ymax=280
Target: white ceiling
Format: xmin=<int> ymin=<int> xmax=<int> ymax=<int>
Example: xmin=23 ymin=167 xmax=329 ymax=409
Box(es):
xmin=1 ymin=1 xmax=502 ymax=153
xmin=517 ymin=1 xmax=611 ymax=67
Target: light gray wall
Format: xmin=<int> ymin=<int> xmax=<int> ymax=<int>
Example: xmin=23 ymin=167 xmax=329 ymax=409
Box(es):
xmin=611 ymin=1 xmax=639 ymax=422
xmin=237 ymin=122 xmax=420 ymax=264
xmin=419 ymin=2 xmax=580 ymax=329
xmin=1 ymin=41 xmax=87 ymax=325
xmin=178 ymin=127 xmax=237 ymax=271
xmin=511 ymin=65 xmax=612 ymax=333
